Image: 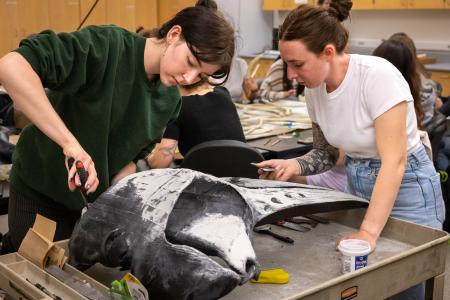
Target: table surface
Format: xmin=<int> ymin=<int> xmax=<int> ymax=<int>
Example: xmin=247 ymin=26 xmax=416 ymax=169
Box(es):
xmin=81 ymin=209 xmax=448 ymax=299
xmin=223 ymin=214 xmax=412 ymax=299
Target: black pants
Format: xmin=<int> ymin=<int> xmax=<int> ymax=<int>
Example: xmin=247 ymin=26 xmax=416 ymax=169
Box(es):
xmin=1 ymin=186 xmax=80 ymax=253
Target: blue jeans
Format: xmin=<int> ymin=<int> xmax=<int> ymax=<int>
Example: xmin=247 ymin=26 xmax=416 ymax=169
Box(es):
xmin=345 ymin=144 xmax=445 ymax=230
xmin=345 ymin=144 xmax=445 ymax=300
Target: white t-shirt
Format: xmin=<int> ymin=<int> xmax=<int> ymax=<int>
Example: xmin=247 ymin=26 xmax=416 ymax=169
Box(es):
xmin=305 ymin=54 xmax=420 ymax=159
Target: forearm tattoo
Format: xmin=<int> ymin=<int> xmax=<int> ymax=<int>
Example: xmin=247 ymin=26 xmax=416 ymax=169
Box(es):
xmin=158 ymin=142 xmax=178 ymax=157
xmin=296 ymin=123 xmax=339 ymax=176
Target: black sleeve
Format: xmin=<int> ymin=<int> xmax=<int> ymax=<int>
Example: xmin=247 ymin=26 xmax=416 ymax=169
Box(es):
xmin=439 ymin=99 xmax=450 ymax=117
xmin=163 ymin=119 xmax=180 ymax=141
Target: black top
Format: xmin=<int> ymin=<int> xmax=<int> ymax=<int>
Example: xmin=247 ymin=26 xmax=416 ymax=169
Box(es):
xmin=164 ymin=86 xmax=246 ymax=156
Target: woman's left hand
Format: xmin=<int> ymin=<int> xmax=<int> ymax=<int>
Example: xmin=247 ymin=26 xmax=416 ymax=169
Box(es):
xmin=111 ymin=162 xmax=137 ymax=186
xmin=336 ymin=229 xmax=377 ymax=253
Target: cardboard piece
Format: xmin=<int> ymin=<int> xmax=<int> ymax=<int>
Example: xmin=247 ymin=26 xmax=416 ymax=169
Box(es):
xmin=33 ymin=214 xmax=56 ymax=242
xmin=18 ymin=214 xmax=67 ymax=269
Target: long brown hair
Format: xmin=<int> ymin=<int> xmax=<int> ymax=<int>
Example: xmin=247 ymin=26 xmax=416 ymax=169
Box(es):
xmin=152 ymin=0 xmax=235 ymax=84
xmin=389 ymin=32 xmax=431 ymax=78
xmin=279 ymin=0 xmax=352 ymax=54
xmin=372 ymin=40 xmax=424 ymax=129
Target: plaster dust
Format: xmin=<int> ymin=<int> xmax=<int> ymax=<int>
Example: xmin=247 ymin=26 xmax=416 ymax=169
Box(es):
xmin=182 ymin=213 xmax=256 ymax=275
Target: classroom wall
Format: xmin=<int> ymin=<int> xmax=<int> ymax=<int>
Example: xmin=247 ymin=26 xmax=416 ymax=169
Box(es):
xmin=346 ymin=10 xmax=450 ymax=51
xmin=218 ymin=1 xmax=450 ymax=55
xmin=216 ymin=0 xmax=273 ymax=56
xmin=276 ymin=9 xmax=450 ymax=52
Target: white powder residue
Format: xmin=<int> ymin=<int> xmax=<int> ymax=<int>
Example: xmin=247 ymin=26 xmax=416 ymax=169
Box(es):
xmin=117 ymin=169 xmax=195 ymax=223
xmin=182 ymin=213 xmax=256 ymax=275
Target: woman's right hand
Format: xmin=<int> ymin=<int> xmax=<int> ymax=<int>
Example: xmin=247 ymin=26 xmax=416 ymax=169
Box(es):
xmin=243 ymin=76 xmax=259 ymax=100
xmin=64 ymin=142 xmax=99 ymax=194
xmin=256 ymin=159 xmax=300 ymax=181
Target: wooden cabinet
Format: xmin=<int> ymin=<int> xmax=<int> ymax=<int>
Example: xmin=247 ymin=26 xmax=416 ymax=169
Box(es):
xmin=106 ymin=0 xmax=138 ymax=30
xmin=0 ymin=0 xmax=158 ymax=58
xmin=18 ymin=0 xmax=50 ymax=35
xmin=79 ymin=0 xmax=157 ymax=32
xmin=48 ymin=1 xmax=80 ymax=33
xmin=352 ymin=0 xmax=375 ymax=9
xmin=263 ymin=0 xmax=450 ymax=10
xmin=0 ymin=0 xmax=82 ymax=57
xmin=158 ymin=0 xmax=196 ymax=25
xmin=374 ymin=0 xmax=408 ymax=9
xmin=408 ymin=0 xmax=446 ymax=9
xmin=79 ymin=0 xmax=107 ymax=28
xmin=352 ymin=0 xmax=449 ymax=9
xmin=262 ymin=0 xmax=315 ymax=11
xmin=0 ymin=0 xmax=21 ymax=56
xmin=0 ymin=0 xmax=53 ymax=56
xmin=263 ymin=0 xmax=297 ymax=10
xmin=431 ymin=71 xmax=450 ymax=96
xmin=135 ymin=0 xmax=158 ymax=31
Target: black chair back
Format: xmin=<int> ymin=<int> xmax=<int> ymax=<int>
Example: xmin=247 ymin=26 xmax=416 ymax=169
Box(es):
xmin=180 ymin=140 xmax=264 ymax=178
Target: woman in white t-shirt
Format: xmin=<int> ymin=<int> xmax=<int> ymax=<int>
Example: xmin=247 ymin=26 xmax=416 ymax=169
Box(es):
xmin=256 ymin=1 xmax=445 ymax=254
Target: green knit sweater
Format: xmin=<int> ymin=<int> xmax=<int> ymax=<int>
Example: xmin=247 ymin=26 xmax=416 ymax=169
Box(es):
xmin=10 ymin=25 xmax=181 ymax=210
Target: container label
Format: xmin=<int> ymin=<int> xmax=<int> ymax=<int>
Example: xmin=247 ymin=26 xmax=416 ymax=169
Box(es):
xmin=355 ymin=255 xmax=368 ymax=270
xmin=343 ymin=255 xmax=352 ymax=273
xmin=342 ymin=255 xmax=368 ymax=273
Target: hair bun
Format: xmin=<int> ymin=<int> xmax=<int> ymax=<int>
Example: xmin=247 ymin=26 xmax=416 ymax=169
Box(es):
xmin=195 ymin=0 xmax=218 ymax=10
xmin=328 ymin=0 xmax=352 ymax=22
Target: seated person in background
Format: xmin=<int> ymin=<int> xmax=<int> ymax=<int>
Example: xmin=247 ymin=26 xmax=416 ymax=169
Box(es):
xmin=246 ymin=58 xmax=305 ymax=101
xmin=373 ymin=39 xmax=440 ymax=164
xmin=373 ymin=38 xmax=434 ymax=160
xmin=148 ymin=79 xmax=246 ymax=168
xmin=224 ymin=56 xmax=282 ymax=103
xmin=259 ymin=59 xmax=305 ymax=101
xmin=372 ymin=39 xmax=424 ymax=128
xmin=223 ymin=56 xmax=249 ymax=102
xmin=436 ymin=89 xmax=450 ymax=116
xmin=228 ymin=1 xmax=330 ymax=103
xmin=388 ymin=32 xmax=444 ymax=130
xmin=245 ymin=0 xmax=334 ymax=102
xmin=290 ymin=150 xmax=347 ymax=192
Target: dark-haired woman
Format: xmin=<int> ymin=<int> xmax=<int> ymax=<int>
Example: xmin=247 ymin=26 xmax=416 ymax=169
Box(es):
xmin=257 ymin=0 xmax=444 ymax=259
xmin=372 ymin=39 xmax=435 ymax=160
xmin=373 ymin=39 xmax=424 ymax=128
xmin=0 ymin=0 xmax=235 ymax=253
xmin=388 ymin=32 xmax=446 ymax=137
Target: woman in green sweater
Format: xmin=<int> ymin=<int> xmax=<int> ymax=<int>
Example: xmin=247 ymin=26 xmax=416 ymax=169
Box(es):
xmin=0 ymin=0 xmax=235 ymax=253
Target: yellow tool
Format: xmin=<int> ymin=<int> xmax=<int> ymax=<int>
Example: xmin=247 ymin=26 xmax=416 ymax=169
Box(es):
xmin=251 ymin=268 xmax=289 ymax=284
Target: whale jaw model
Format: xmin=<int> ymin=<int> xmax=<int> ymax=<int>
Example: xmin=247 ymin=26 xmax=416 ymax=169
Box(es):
xmin=69 ymin=169 xmax=367 ymax=299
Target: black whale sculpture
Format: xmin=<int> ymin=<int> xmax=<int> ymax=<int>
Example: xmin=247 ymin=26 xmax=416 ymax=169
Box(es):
xmin=68 ymin=169 xmax=368 ymax=299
